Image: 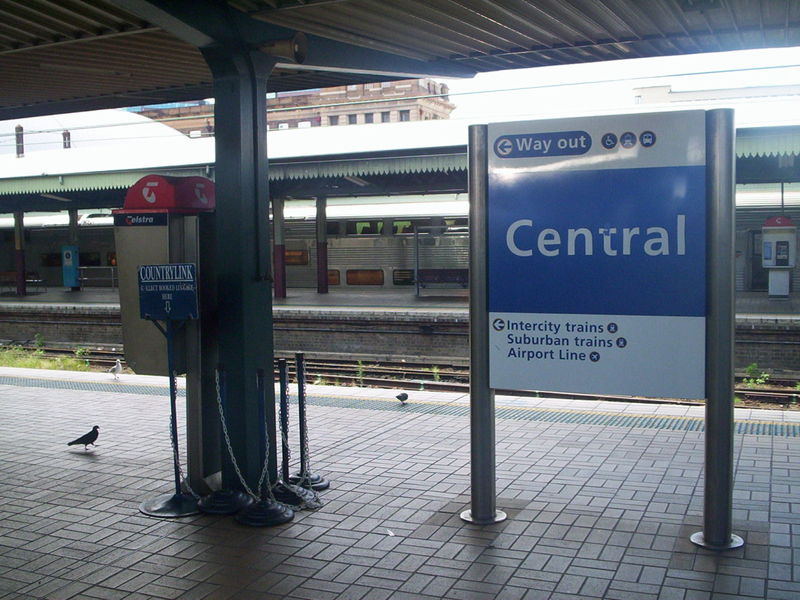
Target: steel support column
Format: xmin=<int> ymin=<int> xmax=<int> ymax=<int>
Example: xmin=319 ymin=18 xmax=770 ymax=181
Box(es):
xmin=316 ymin=195 xmax=328 ymax=294
xmin=68 ymin=209 xmax=79 ymax=244
xmin=13 ymin=211 xmax=26 ymax=296
xmin=68 ymin=209 xmax=80 ymax=291
xmin=272 ymin=196 xmax=287 ymax=299
xmin=202 ymin=46 xmax=278 ymax=494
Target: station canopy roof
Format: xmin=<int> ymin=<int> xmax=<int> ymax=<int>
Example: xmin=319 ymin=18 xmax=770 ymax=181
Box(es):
xmin=2 ymin=1 xmax=800 ymax=121
xmin=1 ymin=118 xmax=798 ymax=213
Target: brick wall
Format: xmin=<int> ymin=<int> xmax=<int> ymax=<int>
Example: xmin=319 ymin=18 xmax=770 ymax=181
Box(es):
xmin=273 ymin=309 xmax=470 ymax=366
xmin=735 ymin=318 xmax=800 ymax=374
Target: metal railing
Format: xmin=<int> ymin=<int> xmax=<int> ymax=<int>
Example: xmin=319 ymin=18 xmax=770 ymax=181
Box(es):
xmin=79 ymin=266 xmax=118 ymax=288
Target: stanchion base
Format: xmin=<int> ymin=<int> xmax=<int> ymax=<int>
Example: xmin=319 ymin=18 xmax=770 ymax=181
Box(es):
xmin=690 ymin=531 xmax=745 ymax=550
xmin=198 ymin=490 xmax=254 ymax=515
xmin=273 ymin=481 xmax=318 ymax=507
xmin=460 ymin=509 xmax=507 ymax=524
xmin=235 ymin=499 xmax=294 ymax=527
xmin=139 ymin=493 xmax=199 ymax=518
xmin=289 ymin=472 xmax=330 ymax=491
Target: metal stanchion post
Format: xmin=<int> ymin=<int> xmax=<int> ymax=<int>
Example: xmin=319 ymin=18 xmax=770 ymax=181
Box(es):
xmin=139 ymin=320 xmax=199 ymax=518
xmin=272 ymin=356 xmax=323 ymax=507
xmin=235 ymin=368 xmax=295 ymax=526
xmin=278 ymin=359 xmax=291 ymax=483
xmin=288 ymin=352 xmax=329 ymax=491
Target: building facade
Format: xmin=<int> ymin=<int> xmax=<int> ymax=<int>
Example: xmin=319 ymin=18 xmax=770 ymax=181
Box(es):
xmin=133 ymin=79 xmax=455 ymax=136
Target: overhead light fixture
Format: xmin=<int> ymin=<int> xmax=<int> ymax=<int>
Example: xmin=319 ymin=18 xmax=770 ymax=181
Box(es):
xmin=260 ymin=32 xmax=307 ymax=64
xmin=41 ymin=193 xmax=72 ymax=202
xmin=344 ymin=176 xmax=370 ymax=187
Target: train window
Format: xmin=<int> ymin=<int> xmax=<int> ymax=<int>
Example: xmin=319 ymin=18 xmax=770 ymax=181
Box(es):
xmin=393 ymin=220 xmax=412 ymax=234
xmin=445 ymin=218 xmax=468 ymax=227
xmin=413 ymin=218 xmax=433 ymax=230
xmin=79 ymin=252 xmax=101 ymax=266
xmin=346 ymin=220 xmax=383 ymax=235
xmin=41 ymin=253 xmax=61 ymax=267
xmin=285 ymin=250 xmax=309 ymax=265
xmin=346 ymin=269 xmax=384 ymax=285
xmin=328 ymin=270 xmax=340 ymax=285
xmin=326 ymin=221 xmax=340 ymax=236
xmin=393 ymin=269 xmax=414 ymax=285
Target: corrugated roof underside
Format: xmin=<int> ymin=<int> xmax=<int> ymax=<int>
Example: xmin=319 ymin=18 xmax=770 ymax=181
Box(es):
xmin=2 ymin=1 xmax=800 ymax=119
xmin=247 ymin=0 xmax=800 ymax=68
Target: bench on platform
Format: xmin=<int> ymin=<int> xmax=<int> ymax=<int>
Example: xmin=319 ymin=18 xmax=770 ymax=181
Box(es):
xmin=0 ymin=271 xmax=47 ymax=293
xmin=417 ymin=268 xmax=469 ymax=289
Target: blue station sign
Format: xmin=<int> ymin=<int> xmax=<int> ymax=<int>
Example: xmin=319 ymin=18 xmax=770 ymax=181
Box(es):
xmin=487 ymin=111 xmax=707 ymax=399
xmin=138 ymin=263 xmax=199 ymax=321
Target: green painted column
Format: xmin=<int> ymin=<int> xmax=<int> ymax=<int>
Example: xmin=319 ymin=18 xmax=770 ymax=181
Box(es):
xmin=202 ymin=46 xmax=277 ymax=493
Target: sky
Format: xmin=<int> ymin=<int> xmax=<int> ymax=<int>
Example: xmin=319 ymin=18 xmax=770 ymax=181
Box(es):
xmin=436 ymin=46 xmax=800 ymax=127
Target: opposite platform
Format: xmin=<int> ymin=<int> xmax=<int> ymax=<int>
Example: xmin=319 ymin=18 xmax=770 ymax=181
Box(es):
xmin=1 ymin=288 xmax=799 ymax=374
xmin=0 ymin=367 xmax=799 ymax=599
xmin=1 ymin=286 xmax=799 ymax=316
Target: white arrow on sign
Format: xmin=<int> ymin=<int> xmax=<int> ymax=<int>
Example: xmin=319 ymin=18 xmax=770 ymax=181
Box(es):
xmin=495 ymin=137 xmax=513 ymax=157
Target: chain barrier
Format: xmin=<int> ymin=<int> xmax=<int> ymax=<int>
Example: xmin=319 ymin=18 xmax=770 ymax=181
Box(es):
xmin=279 ymin=363 xmax=292 ymax=480
xmin=169 ymin=369 xmax=199 ymax=500
xmin=214 ymin=368 xmax=272 ymax=501
xmin=295 ymin=354 xmax=311 ymax=483
xmin=210 ymin=367 xmax=321 ymax=511
xmin=288 ymin=354 xmax=324 ymax=507
xmin=274 ymin=357 xmax=322 ymax=510
xmin=297 ymin=407 xmax=313 ymax=485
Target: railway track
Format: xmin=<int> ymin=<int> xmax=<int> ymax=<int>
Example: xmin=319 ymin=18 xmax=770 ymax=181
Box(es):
xmin=10 ymin=345 xmax=800 ymax=406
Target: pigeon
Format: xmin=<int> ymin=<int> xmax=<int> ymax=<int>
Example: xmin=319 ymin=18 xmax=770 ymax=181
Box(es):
xmin=108 ymin=358 xmax=122 ymax=380
xmin=396 ymin=392 xmax=408 ymax=404
xmin=67 ymin=426 xmax=99 ymax=451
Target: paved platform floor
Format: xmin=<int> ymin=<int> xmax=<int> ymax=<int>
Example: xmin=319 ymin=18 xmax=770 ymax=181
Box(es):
xmin=1 ymin=367 xmax=799 ymax=599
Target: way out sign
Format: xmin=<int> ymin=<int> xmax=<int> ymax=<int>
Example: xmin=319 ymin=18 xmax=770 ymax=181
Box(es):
xmin=138 ymin=263 xmax=198 ymax=321
xmin=487 ymin=111 xmax=707 ymax=399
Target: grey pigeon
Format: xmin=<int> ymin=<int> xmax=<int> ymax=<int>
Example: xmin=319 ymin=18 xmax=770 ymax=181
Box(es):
xmin=108 ymin=358 xmax=122 ymax=380
xmin=396 ymin=392 xmax=408 ymax=404
xmin=68 ymin=425 xmax=99 ymax=451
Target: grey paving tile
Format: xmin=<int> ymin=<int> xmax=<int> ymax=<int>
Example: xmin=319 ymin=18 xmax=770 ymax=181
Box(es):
xmin=3 ymin=374 xmax=800 ymax=600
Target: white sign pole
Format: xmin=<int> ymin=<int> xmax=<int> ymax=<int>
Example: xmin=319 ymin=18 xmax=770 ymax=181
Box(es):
xmin=462 ymin=124 xmax=506 ymax=525
xmin=691 ymin=109 xmax=744 ymax=550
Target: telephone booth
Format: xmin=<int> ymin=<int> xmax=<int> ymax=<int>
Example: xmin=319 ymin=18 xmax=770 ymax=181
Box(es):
xmin=113 ymin=174 xmax=218 ymax=492
xmin=761 ymin=216 xmax=797 ymax=297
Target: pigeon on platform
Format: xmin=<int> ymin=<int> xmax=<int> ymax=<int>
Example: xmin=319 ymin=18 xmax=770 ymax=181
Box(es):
xmin=396 ymin=392 xmax=408 ymax=404
xmin=67 ymin=426 xmax=99 ymax=451
xmin=108 ymin=358 xmax=122 ymax=380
